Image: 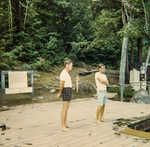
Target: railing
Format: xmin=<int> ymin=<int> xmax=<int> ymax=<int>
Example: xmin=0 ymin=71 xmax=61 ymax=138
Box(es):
xmin=1 ymin=70 xmax=34 ymax=104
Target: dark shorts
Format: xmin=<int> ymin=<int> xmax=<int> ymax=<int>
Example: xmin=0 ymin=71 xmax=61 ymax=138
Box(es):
xmin=62 ymin=87 xmax=72 ymax=101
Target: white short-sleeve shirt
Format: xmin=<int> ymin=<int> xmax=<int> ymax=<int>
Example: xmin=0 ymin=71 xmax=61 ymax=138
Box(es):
xmin=60 ymin=69 xmax=72 ymax=88
xmin=95 ymin=72 xmax=107 ymax=91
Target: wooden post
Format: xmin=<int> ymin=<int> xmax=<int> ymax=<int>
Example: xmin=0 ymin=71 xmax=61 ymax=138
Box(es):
xmin=76 ymin=75 xmax=79 ymax=93
xmin=30 ymin=71 xmax=34 ymax=99
xmin=1 ymin=72 xmax=5 ymax=105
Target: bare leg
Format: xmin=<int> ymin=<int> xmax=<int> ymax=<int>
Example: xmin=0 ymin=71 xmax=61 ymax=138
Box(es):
xmin=96 ymin=106 xmax=100 ymax=122
xmin=96 ymin=105 xmax=104 ymax=123
xmin=100 ymin=105 xmax=105 ymax=122
xmin=64 ymin=102 xmax=70 ymax=128
xmin=61 ymin=101 xmax=70 ymax=129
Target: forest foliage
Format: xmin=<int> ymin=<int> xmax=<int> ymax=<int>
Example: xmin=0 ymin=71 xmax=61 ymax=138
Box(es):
xmin=0 ymin=0 xmax=150 ymax=71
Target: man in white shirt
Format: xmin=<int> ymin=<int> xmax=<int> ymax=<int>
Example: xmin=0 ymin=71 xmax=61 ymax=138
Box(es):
xmin=95 ymin=64 xmax=109 ymax=123
xmin=58 ymin=59 xmax=73 ymax=131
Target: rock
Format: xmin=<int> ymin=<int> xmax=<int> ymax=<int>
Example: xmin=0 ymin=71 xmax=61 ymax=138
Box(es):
xmin=0 ymin=124 xmax=6 ymax=131
xmin=1 ymin=132 xmax=5 ymax=135
xmin=142 ymin=139 xmax=149 ymax=143
xmin=140 ymin=112 xmax=144 ymax=114
xmin=1 ymin=106 xmax=8 ymax=109
xmin=114 ymin=132 xmax=121 ymax=136
xmin=35 ymin=87 xmax=43 ymax=90
xmin=0 ymin=106 xmax=10 ymax=111
xmin=55 ymin=76 xmax=60 ymax=80
xmin=78 ymin=82 xmax=96 ymax=94
xmin=6 ymin=138 xmax=11 ymax=141
xmin=38 ymin=96 xmax=44 ymax=100
xmin=45 ymin=85 xmax=50 ymax=89
xmin=34 ymin=73 xmax=41 ymax=78
xmin=24 ymin=142 xmax=32 ymax=145
xmin=88 ymin=131 xmax=92 ymax=136
xmin=50 ymin=89 xmax=56 ymax=93
xmin=131 ymin=89 xmax=150 ymax=104
xmin=6 ymin=126 xmax=11 ymax=130
xmin=112 ymin=126 xmax=119 ymax=131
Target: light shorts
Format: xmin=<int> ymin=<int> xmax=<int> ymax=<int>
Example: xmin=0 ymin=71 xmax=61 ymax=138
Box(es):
xmin=97 ymin=90 xmax=107 ymax=105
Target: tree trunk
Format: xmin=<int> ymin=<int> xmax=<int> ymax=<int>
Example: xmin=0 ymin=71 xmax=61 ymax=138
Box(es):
xmin=120 ymin=6 xmax=129 ymax=101
xmin=8 ymin=0 xmax=13 ymax=41
xmin=146 ymin=45 xmax=150 ymax=70
xmin=137 ymin=38 xmax=143 ymax=65
xmin=130 ymin=39 xmax=134 ymax=65
xmin=120 ymin=36 xmax=129 ymax=101
xmin=11 ymin=0 xmax=20 ymax=33
xmin=24 ymin=0 xmax=29 ymax=30
xmin=126 ymin=47 xmax=130 ymax=84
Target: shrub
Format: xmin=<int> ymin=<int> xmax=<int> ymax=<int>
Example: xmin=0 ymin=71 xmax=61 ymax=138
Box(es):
xmin=107 ymin=86 xmax=120 ymax=93
xmin=117 ymin=86 xmax=135 ymax=99
xmin=108 ymin=86 xmax=135 ymax=101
